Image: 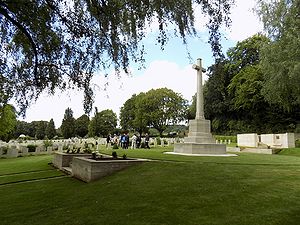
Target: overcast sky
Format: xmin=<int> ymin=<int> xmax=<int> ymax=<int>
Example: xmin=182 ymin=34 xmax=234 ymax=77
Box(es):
xmin=21 ymin=0 xmax=263 ymax=127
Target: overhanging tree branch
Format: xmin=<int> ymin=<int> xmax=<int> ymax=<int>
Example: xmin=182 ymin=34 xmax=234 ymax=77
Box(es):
xmin=0 ymin=2 xmax=39 ymax=85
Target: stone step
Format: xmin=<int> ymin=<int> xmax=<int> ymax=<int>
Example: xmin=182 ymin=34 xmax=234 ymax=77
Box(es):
xmin=61 ymin=167 xmax=72 ymax=175
xmin=242 ymin=148 xmax=281 ymax=154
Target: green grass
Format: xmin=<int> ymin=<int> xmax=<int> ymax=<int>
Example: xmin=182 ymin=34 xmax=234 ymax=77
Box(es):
xmin=1 ymin=147 xmax=300 ymax=225
xmin=278 ymin=148 xmax=300 ymax=157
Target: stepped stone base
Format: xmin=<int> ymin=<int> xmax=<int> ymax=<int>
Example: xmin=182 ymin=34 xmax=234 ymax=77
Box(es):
xmin=174 ymin=143 xmax=226 ymax=154
xmin=173 ymin=118 xmax=226 ymax=155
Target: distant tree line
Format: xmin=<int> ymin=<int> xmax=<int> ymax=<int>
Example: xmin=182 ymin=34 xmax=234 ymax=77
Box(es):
xmin=1 ymin=87 xmax=187 ymax=141
xmin=14 ymin=119 xmax=56 ymax=140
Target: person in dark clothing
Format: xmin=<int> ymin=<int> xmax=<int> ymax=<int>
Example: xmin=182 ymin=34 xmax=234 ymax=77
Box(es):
xmin=106 ymin=134 xmax=111 ymax=149
xmin=136 ymin=135 xmax=141 ymax=148
xmin=145 ymin=133 xmax=150 ymax=149
xmin=125 ymin=133 xmax=129 ymax=149
xmin=121 ymin=133 xmax=126 ymax=149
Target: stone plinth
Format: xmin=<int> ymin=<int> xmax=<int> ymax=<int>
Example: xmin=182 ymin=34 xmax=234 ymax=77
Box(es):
xmin=183 ymin=119 xmax=215 ymax=143
xmin=174 ymin=142 xmax=226 ymax=154
xmin=174 ymin=118 xmax=226 ymax=155
xmin=72 ymin=157 xmax=149 ymax=183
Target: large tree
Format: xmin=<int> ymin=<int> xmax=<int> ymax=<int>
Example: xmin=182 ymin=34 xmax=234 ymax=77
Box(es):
xmin=121 ymin=88 xmax=188 ymax=136
xmin=203 ymin=33 xmax=300 ymax=134
xmin=257 ymin=0 xmax=300 ymax=110
xmin=203 ymin=59 xmax=233 ymax=133
xmin=142 ymin=88 xmax=188 ymax=136
xmin=75 ymin=114 xmax=90 ymax=138
xmin=0 ymin=0 xmax=234 ymax=115
xmin=60 ymin=107 xmax=75 ymax=138
xmin=33 ymin=120 xmax=48 ymax=139
xmin=120 ymin=92 xmax=149 ymax=135
xmin=45 ymin=118 xmax=56 ymax=139
xmin=204 ymin=34 xmax=261 ymax=133
xmin=120 ymin=94 xmax=138 ymax=131
xmin=88 ymin=108 xmax=117 ymax=137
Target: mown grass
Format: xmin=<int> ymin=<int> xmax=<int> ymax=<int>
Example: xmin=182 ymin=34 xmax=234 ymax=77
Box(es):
xmin=1 ymin=147 xmax=300 ymax=225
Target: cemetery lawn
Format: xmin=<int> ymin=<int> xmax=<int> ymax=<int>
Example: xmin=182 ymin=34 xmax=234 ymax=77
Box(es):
xmin=1 ymin=147 xmax=300 ymax=225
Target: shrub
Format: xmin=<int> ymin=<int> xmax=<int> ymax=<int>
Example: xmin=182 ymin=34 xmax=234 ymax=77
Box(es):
xmin=43 ymin=140 xmax=53 ymax=148
xmin=296 ymin=139 xmax=300 ymax=148
xmin=83 ymin=148 xmax=92 ymax=153
xmin=295 ymin=124 xmax=300 ymax=133
xmin=112 ymin=143 xmax=119 ymax=149
xmin=1 ymin=146 xmax=8 ymax=155
xmin=156 ymin=137 xmax=161 ymax=145
xmin=112 ymin=151 xmax=118 ymax=159
xmin=27 ymin=144 xmax=37 ymax=152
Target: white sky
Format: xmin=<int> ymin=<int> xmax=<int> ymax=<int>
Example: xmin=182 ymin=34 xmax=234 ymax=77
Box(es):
xmin=21 ymin=0 xmax=263 ymax=127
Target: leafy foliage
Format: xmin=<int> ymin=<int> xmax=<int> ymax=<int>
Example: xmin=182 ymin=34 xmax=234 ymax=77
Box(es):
xmin=88 ymin=108 xmax=117 ymax=137
xmin=75 ymin=114 xmax=90 ymax=138
xmin=228 ymin=65 xmax=264 ymax=111
xmin=0 ymin=0 xmax=234 ymax=115
xmin=142 ymin=88 xmax=188 ymax=136
xmin=120 ymin=88 xmax=188 ymax=136
xmin=257 ymin=0 xmax=300 ymax=110
xmin=31 ymin=120 xmax=48 ymax=139
xmin=60 ymin=107 xmax=75 ymax=138
xmin=120 ymin=92 xmax=148 ymax=135
xmin=203 ymin=34 xmax=300 ymax=134
xmin=26 ymin=144 xmax=37 ymax=152
xmin=45 ymin=118 xmax=56 ymax=139
xmin=0 ymin=104 xmax=17 ymax=141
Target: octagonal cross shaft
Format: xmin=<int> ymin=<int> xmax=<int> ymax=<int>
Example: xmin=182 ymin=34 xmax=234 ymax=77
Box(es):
xmin=192 ymin=58 xmax=206 ymax=120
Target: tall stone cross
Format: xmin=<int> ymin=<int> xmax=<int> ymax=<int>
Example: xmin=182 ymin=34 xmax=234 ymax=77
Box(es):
xmin=192 ymin=58 xmax=206 ymax=120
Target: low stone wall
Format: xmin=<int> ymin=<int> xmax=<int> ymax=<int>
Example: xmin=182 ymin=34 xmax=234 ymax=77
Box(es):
xmin=72 ymin=157 xmax=149 ymax=183
xmin=52 ymin=152 xmax=91 ymax=170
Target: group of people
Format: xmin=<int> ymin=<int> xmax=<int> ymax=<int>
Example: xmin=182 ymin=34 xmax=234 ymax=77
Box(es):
xmin=106 ymin=133 xmax=150 ymax=149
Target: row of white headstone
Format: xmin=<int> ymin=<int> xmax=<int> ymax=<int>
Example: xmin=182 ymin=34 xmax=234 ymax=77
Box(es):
xmin=216 ymin=139 xmax=232 ymax=145
xmin=0 ymin=145 xmax=55 ymax=158
xmin=0 ymin=137 xmax=186 ymax=158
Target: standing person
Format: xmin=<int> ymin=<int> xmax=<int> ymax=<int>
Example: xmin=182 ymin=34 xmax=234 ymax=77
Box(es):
xmin=145 ymin=133 xmax=150 ymax=149
xmin=125 ymin=133 xmax=129 ymax=149
xmin=131 ymin=134 xmax=137 ymax=149
xmin=106 ymin=134 xmax=111 ymax=149
xmin=136 ymin=134 xmax=141 ymax=148
xmin=121 ymin=133 xmax=126 ymax=149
